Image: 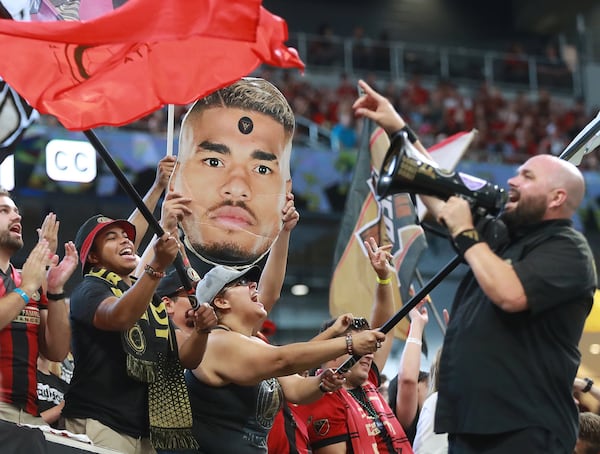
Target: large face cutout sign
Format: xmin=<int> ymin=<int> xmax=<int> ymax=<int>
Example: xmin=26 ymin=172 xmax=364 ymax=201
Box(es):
xmin=171 ymin=78 xmax=294 ymax=267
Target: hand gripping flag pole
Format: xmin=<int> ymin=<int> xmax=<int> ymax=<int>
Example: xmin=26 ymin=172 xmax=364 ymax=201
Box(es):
xmin=83 ymin=130 xmax=200 ymax=309
xmin=335 ymin=254 xmax=463 ymax=374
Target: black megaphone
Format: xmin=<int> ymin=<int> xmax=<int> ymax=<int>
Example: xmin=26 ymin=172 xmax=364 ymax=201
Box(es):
xmin=376 ymin=131 xmax=507 ymax=216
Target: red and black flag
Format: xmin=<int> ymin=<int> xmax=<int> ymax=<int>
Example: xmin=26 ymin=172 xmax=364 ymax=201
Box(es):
xmin=0 ymin=0 xmax=304 ymax=131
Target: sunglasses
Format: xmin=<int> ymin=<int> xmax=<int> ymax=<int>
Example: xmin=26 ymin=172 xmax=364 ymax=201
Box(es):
xmin=222 ymin=277 xmax=256 ymax=292
xmin=351 ymin=317 xmax=370 ymax=330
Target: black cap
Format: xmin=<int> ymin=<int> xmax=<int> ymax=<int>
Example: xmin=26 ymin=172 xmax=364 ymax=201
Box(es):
xmin=157 ymin=269 xmax=193 ymax=299
xmin=74 ymin=214 xmax=136 ymax=273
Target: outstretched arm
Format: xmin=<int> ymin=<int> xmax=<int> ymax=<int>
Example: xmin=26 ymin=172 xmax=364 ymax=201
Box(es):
xmin=364 ymin=237 xmax=396 ymax=373
xmin=175 ymin=302 xmax=218 ymax=369
xmin=353 ymin=79 xmax=445 ymax=218
xmin=128 ymin=156 xmax=176 ymax=250
xmin=279 ymin=369 xmax=345 ymax=405
xmin=40 ymin=241 xmax=78 ymax=361
xmin=258 ymin=193 xmax=299 ymax=313
xmin=574 ymin=377 xmax=600 ymax=404
xmin=134 ymin=190 xmax=191 ymax=277
xmin=93 ymin=233 xmax=179 ymax=331
xmin=194 ymin=328 xmax=385 ymax=387
xmin=395 ymin=302 xmax=428 ymax=428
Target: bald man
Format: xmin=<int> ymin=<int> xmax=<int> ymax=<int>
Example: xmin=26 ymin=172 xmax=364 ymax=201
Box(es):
xmin=352 ymin=79 xmax=597 ymax=454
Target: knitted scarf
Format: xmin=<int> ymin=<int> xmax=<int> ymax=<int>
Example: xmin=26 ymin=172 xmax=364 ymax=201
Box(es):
xmin=86 ymin=268 xmax=198 ymax=450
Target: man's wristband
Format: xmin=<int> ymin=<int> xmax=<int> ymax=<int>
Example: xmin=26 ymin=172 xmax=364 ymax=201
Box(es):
xmin=144 ymin=264 xmax=166 ymax=279
xmin=391 ymin=125 xmax=418 ymax=144
xmin=345 ymin=333 xmax=354 ymax=356
xmin=583 ymin=377 xmax=594 ymax=393
xmin=376 ymin=275 xmax=392 ymax=285
xmin=46 ymin=292 xmax=65 ymax=301
xmin=452 ymin=228 xmax=482 ymax=256
xmin=406 ymin=337 xmax=422 ymax=347
xmin=13 ymin=288 xmax=29 ymax=304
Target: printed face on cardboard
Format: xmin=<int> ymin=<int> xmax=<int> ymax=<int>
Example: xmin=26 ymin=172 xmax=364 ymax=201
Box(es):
xmin=172 ymin=106 xmax=291 ymax=266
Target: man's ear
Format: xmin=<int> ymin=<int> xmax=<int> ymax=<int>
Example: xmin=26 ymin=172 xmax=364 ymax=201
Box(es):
xmin=163 ymin=297 xmax=175 ymax=316
xmin=87 ymin=251 xmax=99 ymax=266
xmin=549 ymin=188 xmax=567 ymax=209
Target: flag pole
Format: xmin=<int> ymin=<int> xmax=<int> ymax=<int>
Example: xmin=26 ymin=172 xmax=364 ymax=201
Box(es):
xmin=336 ymin=254 xmax=462 ymax=374
xmin=83 ymin=129 xmax=199 ymax=309
xmin=166 ymin=104 xmax=175 ymax=157
xmin=558 ymin=111 xmax=600 ymax=163
xmin=415 ymin=269 xmax=446 ymax=335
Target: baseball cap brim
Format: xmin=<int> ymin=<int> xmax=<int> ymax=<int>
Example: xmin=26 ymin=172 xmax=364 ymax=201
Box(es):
xmin=75 ymin=216 xmax=136 ymax=270
xmin=195 ymin=265 xmax=261 ymax=304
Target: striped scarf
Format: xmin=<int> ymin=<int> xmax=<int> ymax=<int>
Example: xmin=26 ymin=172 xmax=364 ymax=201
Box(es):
xmin=86 ymin=268 xmax=198 ymax=450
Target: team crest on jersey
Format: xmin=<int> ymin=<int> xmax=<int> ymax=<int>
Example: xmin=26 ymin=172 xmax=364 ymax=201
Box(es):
xmin=15 ymin=306 xmax=40 ymax=325
xmin=313 ymin=418 xmax=330 ymax=436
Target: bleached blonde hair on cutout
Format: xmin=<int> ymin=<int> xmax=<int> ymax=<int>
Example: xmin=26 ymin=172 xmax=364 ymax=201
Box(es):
xmin=179 ymin=77 xmax=294 ymax=180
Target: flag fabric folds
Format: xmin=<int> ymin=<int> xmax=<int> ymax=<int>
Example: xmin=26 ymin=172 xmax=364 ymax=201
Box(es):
xmin=0 ymin=79 xmax=38 ymax=163
xmin=330 ymin=127 xmax=475 ymax=339
xmin=0 ymin=0 xmax=304 ymax=130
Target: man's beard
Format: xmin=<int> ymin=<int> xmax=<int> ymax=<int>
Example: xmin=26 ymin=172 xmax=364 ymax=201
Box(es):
xmin=500 ymin=193 xmax=546 ymax=231
xmin=0 ymin=230 xmax=23 ymax=253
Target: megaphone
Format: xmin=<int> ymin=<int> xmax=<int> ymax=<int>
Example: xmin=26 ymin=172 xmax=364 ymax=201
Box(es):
xmin=376 ymin=132 xmax=507 ymax=216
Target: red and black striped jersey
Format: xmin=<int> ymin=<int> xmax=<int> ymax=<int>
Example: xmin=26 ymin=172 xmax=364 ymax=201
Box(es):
xmin=0 ymin=264 xmax=48 ymax=416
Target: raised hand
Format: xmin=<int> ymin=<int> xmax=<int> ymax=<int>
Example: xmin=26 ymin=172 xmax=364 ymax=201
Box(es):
xmin=160 ymin=189 xmax=192 ymax=234
xmin=37 ymin=213 xmax=59 ymax=256
xmin=364 ymin=237 xmax=393 ymax=280
xmin=20 ymin=240 xmax=52 ymax=296
xmin=281 ymin=192 xmax=299 ymax=232
xmin=408 ymin=301 xmax=429 ymax=330
xmin=151 ymin=232 xmax=181 ymax=271
xmin=155 ymin=156 xmax=176 ymax=190
xmin=330 ymin=313 xmax=354 ymax=337
xmin=46 ymin=241 xmax=79 ymax=293
xmin=352 ymin=79 xmax=406 ymax=135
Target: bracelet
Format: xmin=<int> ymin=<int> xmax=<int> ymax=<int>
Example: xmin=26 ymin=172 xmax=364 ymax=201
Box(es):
xmin=318 ymin=381 xmax=327 ymax=393
xmin=144 ymin=264 xmax=166 ymax=279
xmin=13 ymin=288 xmax=29 ymax=304
xmin=452 ymin=228 xmax=482 ymax=256
xmin=345 ymin=333 xmax=354 ymax=356
xmin=46 ymin=292 xmax=65 ymax=300
xmin=406 ymin=337 xmax=422 ymax=347
xmin=391 ymin=125 xmax=418 ymax=144
xmin=583 ymin=377 xmax=594 ymax=393
xmin=376 ymin=275 xmax=392 ymax=285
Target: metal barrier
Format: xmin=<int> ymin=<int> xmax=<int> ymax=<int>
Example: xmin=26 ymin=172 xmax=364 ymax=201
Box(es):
xmin=288 ymin=32 xmax=582 ymax=97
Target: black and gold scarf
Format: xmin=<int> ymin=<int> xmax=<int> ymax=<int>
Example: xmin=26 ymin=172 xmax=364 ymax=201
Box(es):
xmin=86 ymin=268 xmax=198 ymax=450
